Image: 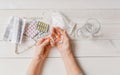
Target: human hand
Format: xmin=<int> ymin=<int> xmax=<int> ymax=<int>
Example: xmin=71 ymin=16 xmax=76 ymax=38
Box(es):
xmin=34 ymin=37 xmax=51 ymax=60
xmin=51 ymin=27 xmax=72 ymax=57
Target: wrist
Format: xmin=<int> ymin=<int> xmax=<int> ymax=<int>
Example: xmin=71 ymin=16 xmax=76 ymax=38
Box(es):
xmin=33 ymin=55 xmax=45 ymax=62
xmin=60 ymin=49 xmax=73 ymax=58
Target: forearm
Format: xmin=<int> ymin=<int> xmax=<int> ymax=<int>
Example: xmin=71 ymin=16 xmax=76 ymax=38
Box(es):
xmin=62 ymin=49 xmax=82 ymax=75
xmin=28 ymin=56 xmax=45 ymax=75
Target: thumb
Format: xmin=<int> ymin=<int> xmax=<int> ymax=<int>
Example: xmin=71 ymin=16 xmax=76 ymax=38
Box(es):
xmin=41 ymin=39 xmax=50 ymax=47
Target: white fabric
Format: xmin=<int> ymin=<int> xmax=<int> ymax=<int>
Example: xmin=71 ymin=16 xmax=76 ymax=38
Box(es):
xmin=51 ymin=11 xmax=76 ymax=39
xmin=51 ymin=11 xmax=67 ymax=28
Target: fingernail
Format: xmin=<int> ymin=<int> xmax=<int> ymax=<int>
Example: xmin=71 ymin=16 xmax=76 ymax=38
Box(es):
xmin=36 ymin=42 xmax=39 ymax=46
xmin=47 ymin=39 xmax=50 ymax=42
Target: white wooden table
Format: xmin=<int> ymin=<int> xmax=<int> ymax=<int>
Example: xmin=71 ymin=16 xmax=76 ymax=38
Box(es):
xmin=0 ymin=0 xmax=120 ymax=75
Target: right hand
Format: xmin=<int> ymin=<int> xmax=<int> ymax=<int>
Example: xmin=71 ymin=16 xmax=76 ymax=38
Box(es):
xmin=51 ymin=27 xmax=72 ymax=57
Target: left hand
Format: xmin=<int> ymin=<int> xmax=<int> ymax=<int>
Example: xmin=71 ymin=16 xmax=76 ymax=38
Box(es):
xmin=34 ymin=36 xmax=51 ymax=60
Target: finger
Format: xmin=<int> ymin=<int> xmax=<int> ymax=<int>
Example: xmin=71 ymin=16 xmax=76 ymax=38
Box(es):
xmin=36 ymin=36 xmax=50 ymax=46
xmin=41 ymin=39 xmax=50 ymax=47
xmin=51 ymin=27 xmax=56 ymax=34
xmin=51 ymin=27 xmax=58 ymax=42
xmin=55 ymin=27 xmax=64 ymax=31
xmin=54 ymin=27 xmax=66 ymax=38
xmin=63 ymin=30 xmax=69 ymax=38
xmin=49 ymin=35 xmax=55 ymax=46
xmin=36 ymin=37 xmax=45 ymax=46
xmin=45 ymin=45 xmax=51 ymax=54
xmin=55 ymin=27 xmax=68 ymax=38
xmin=55 ymin=27 xmax=64 ymax=34
xmin=51 ymin=27 xmax=58 ymax=38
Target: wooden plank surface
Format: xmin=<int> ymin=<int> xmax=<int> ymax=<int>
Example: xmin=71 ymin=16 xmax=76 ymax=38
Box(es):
xmin=0 ymin=40 xmax=120 ymax=57
xmin=0 ymin=58 xmax=120 ymax=75
xmin=0 ymin=0 xmax=120 ymax=9
xmin=1 ymin=10 xmax=120 ymax=40
xmin=0 ymin=0 xmax=120 ymax=75
xmin=0 ymin=10 xmax=120 ymax=57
